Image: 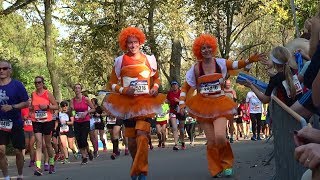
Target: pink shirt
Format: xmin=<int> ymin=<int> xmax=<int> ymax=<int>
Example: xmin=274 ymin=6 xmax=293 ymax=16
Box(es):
xmin=73 ymin=96 xmax=90 ymax=123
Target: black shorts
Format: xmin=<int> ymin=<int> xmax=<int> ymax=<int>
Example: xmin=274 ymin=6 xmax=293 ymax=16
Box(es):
xmin=235 ymin=118 xmax=243 ymax=124
xmin=123 ymin=118 xmax=151 ymax=128
xmin=0 ymin=125 xmax=25 ymax=150
xmin=60 ymin=126 xmax=75 ymax=138
xmin=33 ymin=121 xmax=55 ymax=135
xmin=95 ymin=122 xmax=105 ymax=130
xmin=106 ymin=119 xmax=124 ymax=129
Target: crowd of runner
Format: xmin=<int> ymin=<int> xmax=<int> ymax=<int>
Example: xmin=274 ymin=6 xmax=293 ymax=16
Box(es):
xmin=2 ymin=17 xmax=317 ymax=179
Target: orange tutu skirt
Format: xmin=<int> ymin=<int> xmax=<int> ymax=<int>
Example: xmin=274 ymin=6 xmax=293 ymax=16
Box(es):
xmin=186 ymin=94 xmax=237 ymax=122
xmin=104 ymin=93 xmax=166 ymax=119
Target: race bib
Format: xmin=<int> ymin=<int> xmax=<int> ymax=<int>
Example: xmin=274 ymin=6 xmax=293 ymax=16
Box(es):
xmin=75 ymin=112 xmax=85 ymax=120
xmin=106 ymin=117 xmax=116 ymax=124
xmin=60 ymin=124 xmax=69 ymax=133
xmin=130 ymin=80 xmax=149 ymax=95
xmin=200 ymin=80 xmax=221 ymax=95
xmin=94 ymin=117 xmax=101 ymax=123
xmin=0 ymin=119 xmax=13 ymax=132
xmin=282 ymin=75 xmax=303 ymax=98
xmin=169 ymin=113 xmax=176 ymax=118
xmin=24 ymin=119 xmax=33 ymax=126
xmin=35 ymin=110 xmax=48 ymax=122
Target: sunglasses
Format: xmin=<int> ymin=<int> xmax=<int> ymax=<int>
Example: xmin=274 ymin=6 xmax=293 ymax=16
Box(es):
xmin=34 ymin=81 xmax=43 ymax=84
xmin=0 ymin=67 xmax=10 ymax=71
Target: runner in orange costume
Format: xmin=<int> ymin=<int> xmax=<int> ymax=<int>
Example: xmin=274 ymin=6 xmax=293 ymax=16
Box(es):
xmin=104 ymin=27 xmax=165 ymax=180
xmin=179 ymin=34 xmax=265 ymax=177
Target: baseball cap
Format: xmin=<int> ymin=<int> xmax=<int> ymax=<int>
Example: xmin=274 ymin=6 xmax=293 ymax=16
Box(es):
xmin=171 ymin=81 xmax=179 ymax=85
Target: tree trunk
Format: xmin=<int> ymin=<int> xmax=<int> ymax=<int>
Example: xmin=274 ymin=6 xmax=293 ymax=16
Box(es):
xmin=169 ymin=37 xmax=182 ymax=84
xmin=44 ymin=0 xmax=61 ymax=102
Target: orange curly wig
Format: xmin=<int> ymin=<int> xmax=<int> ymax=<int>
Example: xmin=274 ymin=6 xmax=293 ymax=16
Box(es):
xmin=118 ymin=27 xmax=146 ymax=51
xmin=192 ymin=34 xmax=218 ymax=60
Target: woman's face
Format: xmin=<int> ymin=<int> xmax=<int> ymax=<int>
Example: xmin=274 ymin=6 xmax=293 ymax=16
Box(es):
xmin=34 ymin=78 xmax=44 ymax=90
xmin=200 ymin=44 xmax=213 ymax=59
xmin=61 ymin=104 xmax=68 ymax=112
xmin=74 ymin=85 xmax=82 ymax=95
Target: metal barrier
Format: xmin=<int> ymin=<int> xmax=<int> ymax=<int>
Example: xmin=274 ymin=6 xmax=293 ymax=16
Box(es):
xmin=271 ymin=95 xmax=308 ymax=180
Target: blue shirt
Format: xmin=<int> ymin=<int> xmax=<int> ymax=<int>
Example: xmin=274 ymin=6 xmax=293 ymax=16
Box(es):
xmin=0 ymin=79 xmax=29 ymax=126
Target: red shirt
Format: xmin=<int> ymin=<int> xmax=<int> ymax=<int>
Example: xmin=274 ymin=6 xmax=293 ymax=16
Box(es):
xmin=239 ymin=103 xmax=250 ymax=122
xmin=167 ymin=89 xmax=181 ymax=113
xmin=21 ymin=108 xmax=33 ymax=132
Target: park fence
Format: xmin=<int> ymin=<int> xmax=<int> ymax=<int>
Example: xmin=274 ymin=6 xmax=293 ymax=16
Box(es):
xmin=270 ymin=95 xmax=307 ymax=180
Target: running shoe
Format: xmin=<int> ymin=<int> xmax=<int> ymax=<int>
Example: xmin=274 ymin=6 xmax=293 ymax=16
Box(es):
xmin=110 ymin=153 xmax=117 ymax=160
xmin=34 ymin=167 xmax=43 ymax=176
xmin=181 ymin=142 xmax=186 ymax=150
xmin=103 ymin=147 xmax=107 ymax=152
xmin=223 ymin=168 xmax=233 ymax=177
xmin=116 ymin=150 xmax=121 ymax=156
xmin=88 ymin=150 xmax=94 ymax=161
xmin=81 ymin=157 xmax=88 ymax=165
xmin=28 ymin=160 xmax=34 ymax=167
xmin=173 ymin=145 xmax=179 ymax=151
xmin=158 ymin=141 xmax=161 ymax=148
xmin=44 ymin=164 xmax=49 ymax=171
xmin=94 ymin=151 xmax=99 ymax=158
xmin=131 ymin=176 xmax=138 ymax=180
xmin=257 ymin=136 xmax=262 ymax=140
xmin=54 ymin=154 xmax=60 ymax=161
xmin=73 ymin=152 xmax=79 ymax=160
xmin=49 ymin=165 xmax=56 ymax=174
xmin=17 ymin=178 xmax=23 ymax=180
xmin=149 ymin=144 xmax=154 ymax=150
xmin=124 ymin=149 xmax=129 ymax=156
xmin=229 ymin=137 xmax=234 ymax=143
xmin=62 ymin=159 xmax=70 ymax=164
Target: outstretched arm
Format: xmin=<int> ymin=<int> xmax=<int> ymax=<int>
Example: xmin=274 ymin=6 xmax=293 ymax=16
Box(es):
xmin=226 ymin=53 xmax=266 ymax=70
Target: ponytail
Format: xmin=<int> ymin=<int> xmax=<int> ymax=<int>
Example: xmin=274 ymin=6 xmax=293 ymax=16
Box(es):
xmin=284 ymin=64 xmax=296 ymax=98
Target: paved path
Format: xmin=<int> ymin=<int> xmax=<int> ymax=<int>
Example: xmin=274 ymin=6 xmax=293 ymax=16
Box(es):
xmin=3 ymin=138 xmax=275 ymax=180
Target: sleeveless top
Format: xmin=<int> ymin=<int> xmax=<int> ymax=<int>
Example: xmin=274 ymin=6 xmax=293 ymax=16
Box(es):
xmin=31 ymin=90 xmax=53 ymax=122
xmin=73 ymin=96 xmax=90 ymax=123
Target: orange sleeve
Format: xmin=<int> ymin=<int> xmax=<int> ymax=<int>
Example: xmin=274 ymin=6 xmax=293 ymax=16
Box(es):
xmin=108 ymin=67 xmax=127 ymax=94
xmin=179 ymin=81 xmax=191 ymax=109
xmin=226 ymin=54 xmax=261 ymax=70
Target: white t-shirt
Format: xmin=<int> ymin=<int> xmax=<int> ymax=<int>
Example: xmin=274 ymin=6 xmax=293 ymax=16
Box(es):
xmin=246 ymin=91 xmax=262 ymax=113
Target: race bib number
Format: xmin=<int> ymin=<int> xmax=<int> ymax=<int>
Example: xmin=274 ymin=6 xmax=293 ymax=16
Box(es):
xmin=75 ymin=112 xmax=85 ymax=120
xmin=60 ymin=124 xmax=69 ymax=133
xmin=0 ymin=119 xmax=13 ymax=132
xmin=169 ymin=113 xmax=176 ymax=118
xmin=130 ymin=80 xmax=149 ymax=95
xmin=24 ymin=119 xmax=33 ymax=126
xmin=157 ymin=113 xmax=166 ymax=118
xmin=35 ymin=110 xmax=48 ymax=122
xmin=200 ymin=81 xmax=221 ymax=95
xmin=282 ymin=75 xmax=303 ymax=98
xmin=106 ymin=117 xmax=116 ymax=124
xmin=94 ymin=117 xmax=101 ymax=123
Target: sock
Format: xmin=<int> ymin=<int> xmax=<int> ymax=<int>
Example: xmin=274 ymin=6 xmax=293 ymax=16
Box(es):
xmin=36 ymin=161 xmax=41 ymax=168
xmin=112 ymin=139 xmax=119 ymax=154
xmin=49 ymin=157 xmax=54 ymax=165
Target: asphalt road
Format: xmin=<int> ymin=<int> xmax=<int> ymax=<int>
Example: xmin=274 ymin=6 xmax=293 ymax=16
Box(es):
xmin=3 ymin=138 xmax=275 ymax=180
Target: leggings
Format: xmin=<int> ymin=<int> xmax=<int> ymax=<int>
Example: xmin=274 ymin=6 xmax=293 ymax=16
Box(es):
xmin=74 ymin=121 xmax=90 ymax=149
xmin=250 ymin=113 xmax=262 ymax=137
xmin=185 ymin=123 xmax=196 ymax=142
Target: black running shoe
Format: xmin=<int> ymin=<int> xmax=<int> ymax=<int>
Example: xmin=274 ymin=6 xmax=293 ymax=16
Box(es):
xmin=88 ymin=150 xmax=94 ymax=161
xmin=81 ymin=157 xmax=88 ymax=165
